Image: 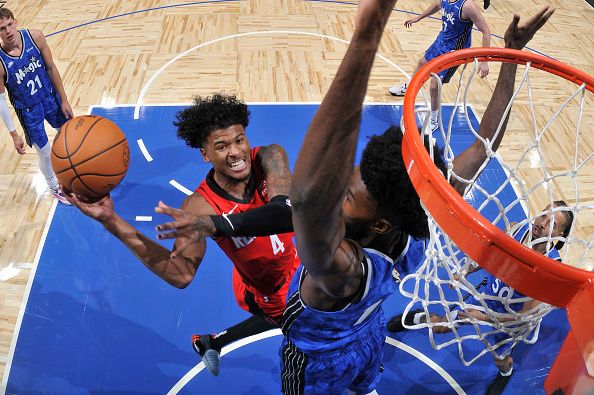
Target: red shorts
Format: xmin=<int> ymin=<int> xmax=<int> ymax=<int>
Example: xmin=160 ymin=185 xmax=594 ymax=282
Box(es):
xmin=232 ymin=265 xmax=296 ymax=325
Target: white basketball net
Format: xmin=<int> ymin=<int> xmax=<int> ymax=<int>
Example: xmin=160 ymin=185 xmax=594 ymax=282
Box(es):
xmin=399 ymin=57 xmax=594 ymax=365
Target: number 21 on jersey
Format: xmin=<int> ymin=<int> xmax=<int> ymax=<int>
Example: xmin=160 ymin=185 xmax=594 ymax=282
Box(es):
xmin=27 ymin=75 xmax=43 ymax=96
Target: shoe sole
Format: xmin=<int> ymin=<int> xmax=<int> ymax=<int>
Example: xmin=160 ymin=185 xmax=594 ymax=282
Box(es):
xmin=202 ymin=349 xmax=221 ymax=377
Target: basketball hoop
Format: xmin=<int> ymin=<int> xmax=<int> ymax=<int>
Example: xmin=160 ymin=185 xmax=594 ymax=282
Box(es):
xmin=400 ymin=47 xmax=594 ymax=394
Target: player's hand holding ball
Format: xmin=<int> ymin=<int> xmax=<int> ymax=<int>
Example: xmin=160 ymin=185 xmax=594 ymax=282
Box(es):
xmin=51 ymin=115 xmax=130 ymax=203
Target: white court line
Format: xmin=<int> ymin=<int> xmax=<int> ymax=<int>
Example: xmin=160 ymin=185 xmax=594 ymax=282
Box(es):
xmin=385 ymin=336 xmax=466 ymax=395
xmin=0 ymin=199 xmax=59 ymax=393
xmin=168 ymin=329 xmax=282 ymax=395
xmin=1 ymin=105 xmax=97 ymax=392
xmin=135 ymin=216 xmax=153 ymax=222
xmin=167 ymin=331 xmax=465 ymax=394
xmin=169 ymin=180 xmax=193 ymax=196
xmin=133 ymin=30 xmax=412 ymax=119
xmin=137 ymin=139 xmax=154 ymax=162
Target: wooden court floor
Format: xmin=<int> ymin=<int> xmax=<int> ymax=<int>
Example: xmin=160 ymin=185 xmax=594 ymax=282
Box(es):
xmin=1 ymin=0 xmax=593 ymax=386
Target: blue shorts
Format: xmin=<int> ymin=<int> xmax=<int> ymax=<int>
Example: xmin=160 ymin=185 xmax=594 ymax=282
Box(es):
xmin=424 ymin=38 xmax=471 ymax=83
xmin=15 ymin=92 xmax=68 ymax=148
xmin=280 ymin=320 xmax=386 ymax=395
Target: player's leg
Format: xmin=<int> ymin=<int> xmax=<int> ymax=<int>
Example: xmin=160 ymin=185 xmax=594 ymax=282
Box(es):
xmin=44 ymin=92 xmax=68 ymax=133
xmin=17 ymin=103 xmax=69 ymax=204
xmin=192 ymin=315 xmax=277 ymax=376
xmin=192 ymin=269 xmax=280 ymax=376
xmin=429 ymin=77 xmax=440 ymax=130
xmin=347 ymin=321 xmax=386 ymax=395
xmin=486 ymin=351 xmax=514 ymax=395
xmin=281 ymin=324 xmax=385 ymax=395
xmin=387 ymin=308 xmax=453 ymax=333
xmin=389 ymin=36 xmax=445 ymax=97
xmin=388 ymin=56 xmax=427 ymax=97
xmin=42 ymin=92 xmax=70 ymax=203
xmin=429 ymin=64 xmax=461 ymax=131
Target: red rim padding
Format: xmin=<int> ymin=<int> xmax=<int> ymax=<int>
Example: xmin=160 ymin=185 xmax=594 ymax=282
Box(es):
xmin=401 ymin=47 xmax=594 ymax=308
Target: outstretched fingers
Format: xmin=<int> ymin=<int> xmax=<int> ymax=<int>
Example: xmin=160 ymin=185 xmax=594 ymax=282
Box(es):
xmin=154 ymin=201 xmax=180 ymax=218
xmin=157 ymin=229 xmax=181 ymax=240
xmin=519 ymin=6 xmax=553 ymax=35
xmin=62 ymin=188 xmax=83 ymax=208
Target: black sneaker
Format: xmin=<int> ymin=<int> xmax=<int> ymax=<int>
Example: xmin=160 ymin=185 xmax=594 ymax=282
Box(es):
xmin=484 ymin=0 xmax=490 ymax=9
xmin=387 ymin=309 xmax=423 ymax=332
xmin=485 ymin=370 xmax=513 ymax=395
xmin=192 ymin=334 xmax=221 ymax=376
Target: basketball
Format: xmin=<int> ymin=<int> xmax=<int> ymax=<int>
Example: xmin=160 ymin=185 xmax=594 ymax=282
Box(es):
xmin=51 ymin=115 xmax=130 ymax=198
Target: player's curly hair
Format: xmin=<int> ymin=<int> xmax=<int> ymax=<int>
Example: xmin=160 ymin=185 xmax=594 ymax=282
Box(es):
xmin=360 ymin=126 xmax=446 ymax=239
xmin=174 ymin=93 xmax=250 ymax=148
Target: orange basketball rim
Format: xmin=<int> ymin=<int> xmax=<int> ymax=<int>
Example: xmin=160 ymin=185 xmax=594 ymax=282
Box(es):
xmin=401 ymin=47 xmax=594 ymax=395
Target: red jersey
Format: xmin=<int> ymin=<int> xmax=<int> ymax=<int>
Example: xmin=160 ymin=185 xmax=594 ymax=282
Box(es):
xmin=196 ymin=147 xmax=299 ymax=295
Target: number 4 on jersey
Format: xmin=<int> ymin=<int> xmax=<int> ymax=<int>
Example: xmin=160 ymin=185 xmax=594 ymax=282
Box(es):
xmin=270 ymin=234 xmax=285 ymax=255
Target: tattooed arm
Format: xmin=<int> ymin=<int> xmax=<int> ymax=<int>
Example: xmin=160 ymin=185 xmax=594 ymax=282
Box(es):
xmin=256 ymin=144 xmax=292 ymax=199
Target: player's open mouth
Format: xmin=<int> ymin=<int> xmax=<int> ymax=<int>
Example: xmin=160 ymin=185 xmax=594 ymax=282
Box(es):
xmin=228 ymin=159 xmax=247 ymax=172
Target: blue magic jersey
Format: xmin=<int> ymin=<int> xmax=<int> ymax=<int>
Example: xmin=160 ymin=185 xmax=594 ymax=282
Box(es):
xmin=281 ymin=237 xmax=427 ymax=353
xmin=437 ymin=0 xmax=473 ymax=50
xmin=0 ymin=30 xmax=54 ymax=109
xmin=474 ymin=223 xmax=561 ymax=313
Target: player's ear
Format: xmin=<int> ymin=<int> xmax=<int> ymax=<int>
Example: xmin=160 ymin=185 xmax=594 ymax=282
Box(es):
xmin=199 ymin=147 xmax=210 ymax=163
xmin=371 ymin=218 xmax=392 ymax=235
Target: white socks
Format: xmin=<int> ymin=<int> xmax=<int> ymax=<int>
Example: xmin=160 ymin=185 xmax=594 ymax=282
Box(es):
xmin=500 ymin=366 xmax=513 ymax=377
xmin=34 ymin=142 xmax=59 ymax=191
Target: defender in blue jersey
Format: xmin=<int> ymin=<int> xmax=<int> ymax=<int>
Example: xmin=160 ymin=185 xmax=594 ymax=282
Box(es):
xmin=389 ymin=200 xmax=571 ymax=395
xmin=389 ymin=0 xmax=491 ymax=131
xmin=0 ymin=8 xmax=73 ymax=204
xmin=284 ymin=0 xmax=554 ymax=392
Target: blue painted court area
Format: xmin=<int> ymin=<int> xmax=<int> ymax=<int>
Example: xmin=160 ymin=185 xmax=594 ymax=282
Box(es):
xmin=5 ymin=104 xmax=568 ymax=394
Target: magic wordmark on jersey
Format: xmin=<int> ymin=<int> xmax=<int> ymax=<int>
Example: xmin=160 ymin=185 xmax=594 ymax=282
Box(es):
xmin=12 ymin=56 xmax=43 ymax=85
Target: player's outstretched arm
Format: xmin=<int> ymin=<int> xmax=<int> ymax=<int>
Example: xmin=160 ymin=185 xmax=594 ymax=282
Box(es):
xmin=289 ymin=0 xmax=397 ymax=298
xmin=155 ymin=194 xmax=293 ymax=257
xmin=450 ymin=6 xmax=555 ymax=195
xmin=66 ymin=192 xmax=209 ymax=288
xmin=30 ymin=30 xmax=73 ymax=119
xmin=404 ymin=0 xmax=440 ymax=27
xmin=463 ymin=0 xmax=491 ymax=78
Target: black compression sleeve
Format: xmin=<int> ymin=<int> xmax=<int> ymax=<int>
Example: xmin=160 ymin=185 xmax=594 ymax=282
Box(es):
xmin=210 ymin=195 xmax=293 ymax=237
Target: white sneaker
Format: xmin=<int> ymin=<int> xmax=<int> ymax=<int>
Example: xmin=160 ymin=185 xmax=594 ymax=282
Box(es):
xmin=388 ymin=83 xmax=408 ymax=96
xmin=51 ymin=187 xmax=72 ymax=205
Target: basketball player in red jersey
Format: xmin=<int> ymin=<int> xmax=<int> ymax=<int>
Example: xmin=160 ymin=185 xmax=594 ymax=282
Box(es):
xmin=65 ymin=93 xmax=299 ymax=377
